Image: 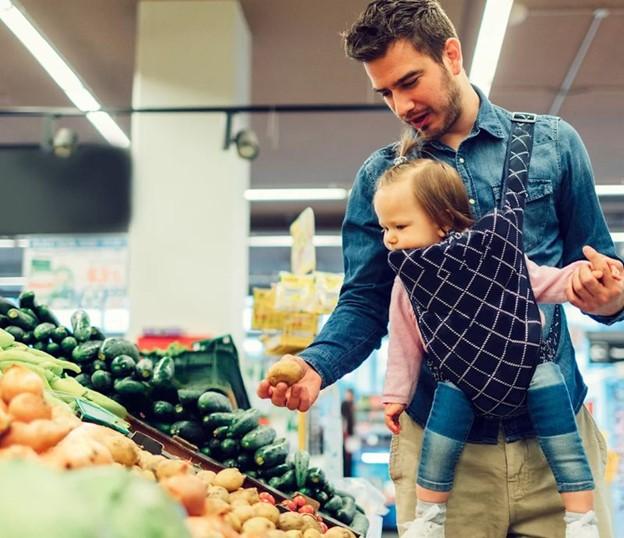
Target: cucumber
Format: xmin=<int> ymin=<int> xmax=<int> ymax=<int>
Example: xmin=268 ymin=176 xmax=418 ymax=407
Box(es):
xmin=75 ymin=373 xmax=93 ymax=388
xmin=113 ymin=378 xmax=150 ymax=400
xmin=311 ymin=489 xmax=330 ymax=505
xmin=228 ymin=407 xmax=261 ymax=438
xmin=171 ymin=420 xmax=206 ymax=446
xmin=135 ymin=358 xmax=154 ymax=380
xmin=60 ymin=335 xmax=78 ymax=354
xmin=153 ymin=422 xmax=173 ymax=436
xmin=72 ymin=340 xmax=103 ymax=363
xmin=0 ymin=297 xmax=16 ymax=315
xmin=51 ymin=326 xmax=70 ymax=343
xmin=152 ymin=400 xmax=176 ymax=422
xmin=212 ymin=425 xmax=230 ymax=440
xmin=241 ymin=425 xmax=276 ymax=451
xmin=32 ymin=341 xmax=45 ymax=351
xmin=0 ymin=314 xmax=10 ymax=328
xmin=110 ymin=355 xmax=137 ymax=377
xmin=294 ymin=450 xmax=310 ymax=488
xmin=34 ymin=305 xmax=60 ymax=326
xmin=336 ymin=496 xmax=357 ymax=525
xmin=33 ymin=322 xmax=55 ymax=341
xmin=151 ymin=356 xmax=175 ymax=387
xmin=21 ymin=332 xmax=34 ymax=345
xmin=246 ymin=470 xmax=259 ymax=479
xmin=6 ymin=308 xmax=37 ymax=330
xmin=268 ymin=469 xmax=296 ymax=491
xmin=306 ymin=467 xmax=327 ymax=489
xmin=254 ymin=438 xmax=289 ymax=468
xmin=324 ymin=495 xmax=343 ymax=515
xmin=207 ymin=438 xmax=223 ymax=458
xmin=92 ymin=359 xmax=107 ymax=371
xmin=222 ymin=459 xmax=238 ymax=468
xmin=199 ymin=446 xmax=212 ymax=458
xmin=220 ymin=438 xmax=239 ymax=457
xmin=71 ymin=309 xmax=91 ymax=342
xmin=237 ymin=451 xmax=255 ymax=471
xmin=3 ymin=325 xmax=24 ymax=341
xmin=197 ymin=391 xmax=232 ymax=415
xmin=99 ymin=337 xmax=140 ymax=362
xmin=18 ymin=291 xmax=37 ymax=310
xmin=178 ymin=388 xmax=205 ymax=408
xmin=46 ymin=341 xmax=61 ymax=356
xmin=91 ymin=370 xmax=113 ymax=392
xmin=89 ymin=326 xmax=105 ymax=341
xmin=260 ymin=462 xmax=293 ymax=479
xmin=202 ymin=412 xmax=237 ymax=431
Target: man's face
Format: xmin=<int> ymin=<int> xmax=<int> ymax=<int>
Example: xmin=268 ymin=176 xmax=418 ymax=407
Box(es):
xmin=364 ymin=39 xmax=462 ymax=141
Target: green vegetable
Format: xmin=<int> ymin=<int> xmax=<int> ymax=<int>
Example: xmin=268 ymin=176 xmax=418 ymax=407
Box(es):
xmin=89 ymin=326 xmax=105 ymax=341
xmin=51 ymin=326 xmax=70 ymax=343
xmin=113 ymin=377 xmax=149 ymax=397
xmin=212 ymin=425 xmax=230 ymax=440
xmin=18 ymin=290 xmax=37 ymax=310
xmin=335 ymin=496 xmax=357 ymax=525
xmin=260 ymin=462 xmax=293 ymax=479
xmin=0 ymin=297 xmax=16 ymax=315
xmin=0 ymin=314 xmax=10 ymax=328
xmin=3 ymin=325 xmax=24 ymax=342
xmin=178 ymin=388 xmax=205 ymax=408
xmin=306 ymin=467 xmax=326 ymax=489
xmin=311 ymin=489 xmax=330 ymax=505
xmin=199 ymin=446 xmax=212 ymax=458
xmin=228 ymin=407 xmax=260 ymax=438
xmin=72 ymin=340 xmax=103 ymax=363
xmin=171 ymin=420 xmax=206 ymax=446
xmin=75 ymin=373 xmax=93 ymax=388
xmin=254 ymin=438 xmax=289 ymax=468
xmin=60 ymin=335 xmax=78 ymax=354
xmin=222 ymin=459 xmax=238 ymax=468
xmin=91 ymin=359 xmax=107 ymax=371
xmin=202 ymin=411 xmax=237 ymax=431
xmin=294 ymin=450 xmax=310 ymax=489
xmin=236 ymin=451 xmax=255 ymax=470
xmin=219 ymin=438 xmax=238 ymax=457
xmin=91 ymin=370 xmax=113 ymax=392
xmin=45 ymin=342 xmax=61 ymax=356
xmin=110 ymin=355 xmax=137 ymax=377
xmin=34 ymin=305 xmax=60 ymax=326
xmin=241 ymin=425 xmax=276 ymax=451
xmin=135 ymin=358 xmax=154 ymax=380
xmin=324 ymin=495 xmax=343 ymax=514
xmin=99 ymin=337 xmax=140 ymax=362
xmin=151 ymin=356 xmax=175 ymax=387
xmin=70 ymin=309 xmax=91 ymax=342
xmin=6 ymin=308 xmax=37 ymax=330
xmin=268 ymin=469 xmax=296 ymax=491
xmin=197 ymin=391 xmax=232 ymax=415
xmin=22 ymin=332 xmax=34 ymax=345
xmin=152 ymin=400 xmax=176 ymax=422
xmin=33 ymin=322 xmax=55 ymax=341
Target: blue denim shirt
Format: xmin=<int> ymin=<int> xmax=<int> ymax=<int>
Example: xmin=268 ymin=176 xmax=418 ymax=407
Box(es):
xmin=300 ymin=87 xmax=624 ymax=443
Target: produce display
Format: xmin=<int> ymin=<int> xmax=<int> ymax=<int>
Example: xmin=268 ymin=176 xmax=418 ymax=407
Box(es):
xmin=0 ymin=291 xmax=371 ymax=537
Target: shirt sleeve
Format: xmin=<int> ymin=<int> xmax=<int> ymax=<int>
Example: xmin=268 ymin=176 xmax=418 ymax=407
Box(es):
xmin=526 ymin=257 xmax=589 ymax=304
xmin=382 ymin=278 xmax=425 ymax=405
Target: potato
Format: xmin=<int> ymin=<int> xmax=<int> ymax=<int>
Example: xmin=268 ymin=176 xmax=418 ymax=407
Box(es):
xmin=207 ymin=485 xmax=230 ymax=502
xmin=324 ymin=527 xmax=356 ymax=538
xmin=300 ymin=514 xmax=322 ymax=533
xmin=243 ymin=516 xmax=276 ymax=534
xmin=196 ymin=469 xmax=216 ymax=487
xmin=243 ymin=487 xmax=260 ymax=504
xmin=284 ymin=531 xmax=303 ymax=538
xmin=204 ymin=497 xmax=232 ymax=516
xmin=253 ymin=501 xmax=280 ymax=524
xmin=160 ymin=474 xmax=207 ymax=516
xmin=278 ymin=512 xmax=305 ymax=531
xmin=233 ymin=504 xmax=255 ymax=524
xmin=267 ymin=357 xmax=305 ymax=386
xmin=303 ymin=530 xmax=322 ymax=538
xmin=267 ymin=531 xmax=288 ymax=538
xmin=155 ymin=458 xmax=192 ymax=480
xmin=214 ymin=468 xmax=245 ymax=492
xmin=224 ymin=512 xmax=243 ymax=532
xmin=76 ymin=423 xmax=139 ymax=467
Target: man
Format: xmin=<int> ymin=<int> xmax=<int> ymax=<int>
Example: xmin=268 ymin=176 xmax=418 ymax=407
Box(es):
xmin=258 ymin=1 xmax=624 ymax=536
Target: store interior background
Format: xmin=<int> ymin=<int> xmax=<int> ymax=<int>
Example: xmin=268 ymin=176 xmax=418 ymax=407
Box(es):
xmin=1 ymin=0 xmax=624 ymax=534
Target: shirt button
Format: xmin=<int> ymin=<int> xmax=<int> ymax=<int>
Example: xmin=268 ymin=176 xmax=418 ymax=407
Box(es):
xmin=469 ymin=198 xmax=475 ymax=205
xmin=459 ymin=157 xmax=465 ymax=164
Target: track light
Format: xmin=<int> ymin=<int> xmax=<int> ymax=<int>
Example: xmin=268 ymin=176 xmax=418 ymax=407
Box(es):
xmin=223 ymin=111 xmax=260 ymax=160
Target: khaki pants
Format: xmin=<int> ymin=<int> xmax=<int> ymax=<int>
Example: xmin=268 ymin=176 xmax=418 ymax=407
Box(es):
xmin=390 ymin=406 xmax=613 ymax=538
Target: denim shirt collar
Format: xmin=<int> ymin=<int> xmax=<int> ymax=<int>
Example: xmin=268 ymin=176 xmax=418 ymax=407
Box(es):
xmin=471 ymin=85 xmax=506 ymax=140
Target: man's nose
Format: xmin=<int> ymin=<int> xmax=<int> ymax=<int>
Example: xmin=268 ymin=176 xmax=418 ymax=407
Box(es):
xmin=394 ymin=92 xmax=414 ymax=120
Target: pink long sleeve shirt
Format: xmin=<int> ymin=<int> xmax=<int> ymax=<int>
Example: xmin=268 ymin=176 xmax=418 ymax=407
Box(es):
xmin=382 ymin=258 xmax=589 ymax=405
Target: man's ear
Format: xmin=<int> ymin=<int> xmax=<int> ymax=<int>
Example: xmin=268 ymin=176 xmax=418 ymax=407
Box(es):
xmin=444 ymin=38 xmax=463 ymax=76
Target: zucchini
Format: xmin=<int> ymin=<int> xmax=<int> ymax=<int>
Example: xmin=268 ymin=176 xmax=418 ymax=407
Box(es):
xmin=34 ymin=305 xmax=60 ymax=326
xmin=254 ymin=438 xmax=289 ymax=468
xmin=71 ymin=309 xmax=91 ymax=342
xmin=220 ymin=438 xmax=239 ymax=457
xmin=3 ymin=325 xmax=24 ymax=341
xmin=268 ymin=469 xmax=296 ymax=491
xmin=152 ymin=400 xmax=176 ymax=422
xmin=151 ymin=356 xmax=175 ymax=387
xmin=60 ymin=335 xmax=78 ymax=354
xmin=46 ymin=341 xmax=61 ymax=356
xmin=351 ymin=512 xmax=370 ymax=536
xmin=72 ymin=340 xmax=103 ymax=363
xmin=171 ymin=420 xmax=206 ymax=446
xmin=89 ymin=326 xmax=105 ymax=341
xmin=202 ymin=412 xmax=237 ymax=431
xmin=293 ymin=450 xmax=310 ymax=489
xmin=324 ymin=495 xmax=343 ymax=515
xmin=178 ymin=388 xmax=205 ymax=408
xmin=33 ymin=322 xmax=55 ymax=341
xmin=99 ymin=337 xmax=140 ymax=362
xmin=0 ymin=297 xmax=16 ymax=315
xmin=240 ymin=425 xmax=276 ymax=451
xmin=91 ymin=370 xmax=113 ymax=392
xmin=110 ymin=355 xmax=137 ymax=377
xmin=212 ymin=425 xmax=230 ymax=440
xmin=113 ymin=377 xmax=149 ymax=397
xmin=197 ymin=391 xmax=232 ymax=415
xmin=260 ymin=462 xmax=293 ymax=479
xmin=228 ymin=407 xmax=261 ymax=438
xmin=306 ymin=467 xmax=327 ymax=489
xmin=6 ymin=308 xmax=37 ymax=330
xmin=51 ymin=326 xmax=70 ymax=343
xmin=311 ymin=489 xmax=330 ymax=505
xmin=135 ymin=358 xmax=154 ymax=380
xmin=336 ymin=496 xmax=357 ymax=525
xmin=18 ymin=290 xmax=37 ymax=310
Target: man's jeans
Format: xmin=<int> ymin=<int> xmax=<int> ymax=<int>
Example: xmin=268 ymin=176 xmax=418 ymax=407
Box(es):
xmin=418 ymin=363 xmax=594 ymax=493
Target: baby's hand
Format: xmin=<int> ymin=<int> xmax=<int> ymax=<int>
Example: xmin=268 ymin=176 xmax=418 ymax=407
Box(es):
xmin=588 ymin=260 xmax=622 ymax=281
xmin=384 ymin=403 xmax=406 ymax=435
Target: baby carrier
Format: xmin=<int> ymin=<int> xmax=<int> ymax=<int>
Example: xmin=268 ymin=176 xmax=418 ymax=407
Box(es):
xmin=389 ymin=113 xmax=560 ymax=418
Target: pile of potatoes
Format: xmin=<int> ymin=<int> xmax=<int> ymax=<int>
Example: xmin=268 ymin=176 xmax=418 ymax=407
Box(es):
xmin=134 ymin=455 xmax=357 ymax=538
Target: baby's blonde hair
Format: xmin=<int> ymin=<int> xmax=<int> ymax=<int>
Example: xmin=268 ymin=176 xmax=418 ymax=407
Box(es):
xmin=376 ymin=130 xmax=474 ymax=233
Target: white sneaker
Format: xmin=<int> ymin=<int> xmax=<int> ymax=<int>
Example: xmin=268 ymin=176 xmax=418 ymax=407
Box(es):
xmin=565 ymin=511 xmax=599 ymax=538
xmin=400 ymin=505 xmax=445 ymax=538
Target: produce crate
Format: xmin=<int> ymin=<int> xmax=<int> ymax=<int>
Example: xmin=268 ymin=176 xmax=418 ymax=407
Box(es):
xmin=128 ymin=416 xmax=364 ymax=537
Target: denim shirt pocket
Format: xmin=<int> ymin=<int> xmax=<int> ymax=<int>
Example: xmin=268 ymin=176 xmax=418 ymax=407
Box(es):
xmin=492 ymin=178 xmax=555 ymax=252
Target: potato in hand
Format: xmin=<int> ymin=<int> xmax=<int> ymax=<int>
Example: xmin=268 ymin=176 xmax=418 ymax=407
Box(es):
xmin=267 ymin=357 xmax=305 ymax=387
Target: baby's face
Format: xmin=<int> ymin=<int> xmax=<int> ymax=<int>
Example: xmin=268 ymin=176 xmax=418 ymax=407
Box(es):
xmin=374 ymin=180 xmax=445 ymax=251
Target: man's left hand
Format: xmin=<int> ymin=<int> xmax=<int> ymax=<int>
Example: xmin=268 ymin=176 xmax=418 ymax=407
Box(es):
xmin=566 ymin=245 xmax=624 ymax=316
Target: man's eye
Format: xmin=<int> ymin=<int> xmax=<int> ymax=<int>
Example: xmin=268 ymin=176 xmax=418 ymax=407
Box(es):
xmin=402 ymin=78 xmax=418 ymax=88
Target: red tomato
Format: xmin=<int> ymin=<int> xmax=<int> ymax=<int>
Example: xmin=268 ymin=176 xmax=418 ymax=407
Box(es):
xmin=259 ymin=492 xmax=276 ymax=505
xmin=281 ymin=500 xmax=298 ymax=511
xmin=319 ymin=522 xmax=328 ymax=533
xmin=298 ymin=504 xmax=316 ymax=514
xmin=293 ymin=495 xmax=307 ymax=507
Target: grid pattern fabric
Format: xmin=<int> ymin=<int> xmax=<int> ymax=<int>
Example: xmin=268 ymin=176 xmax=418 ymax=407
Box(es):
xmin=389 ymin=114 xmax=547 ymax=418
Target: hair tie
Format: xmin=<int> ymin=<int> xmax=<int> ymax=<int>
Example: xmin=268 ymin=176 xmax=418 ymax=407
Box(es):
xmin=393 ymin=155 xmax=409 ymax=166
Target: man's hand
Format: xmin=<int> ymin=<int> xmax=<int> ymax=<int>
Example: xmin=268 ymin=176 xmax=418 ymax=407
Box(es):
xmin=384 ymin=403 xmax=406 ymax=435
xmin=566 ymin=245 xmax=624 ymax=316
xmin=256 ymin=355 xmax=322 ymax=412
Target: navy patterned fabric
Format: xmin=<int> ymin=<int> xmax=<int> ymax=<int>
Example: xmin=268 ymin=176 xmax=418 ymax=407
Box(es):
xmin=389 ymin=114 xmax=552 ymax=417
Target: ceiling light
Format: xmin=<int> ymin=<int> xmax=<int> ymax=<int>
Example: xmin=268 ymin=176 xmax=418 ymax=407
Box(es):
xmin=0 ymin=3 xmax=129 ymax=147
xmin=469 ymin=0 xmax=514 ymax=97
xmin=232 ymin=129 xmax=260 ymax=160
xmin=245 ymin=188 xmax=349 ymax=202
xmin=248 ymin=235 xmax=342 ymax=248
xmin=86 ymin=112 xmax=130 ymax=148
xmin=596 ymin=185 xmax=624 ymax=196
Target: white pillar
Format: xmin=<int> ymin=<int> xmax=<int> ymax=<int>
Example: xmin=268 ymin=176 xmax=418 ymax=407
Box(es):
xmin=129 ymin=0 xmax=250 ymax=348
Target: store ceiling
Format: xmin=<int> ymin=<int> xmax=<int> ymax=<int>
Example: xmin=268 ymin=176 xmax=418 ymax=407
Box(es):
xmin=1 ymin=0 xmax=623 ymax=233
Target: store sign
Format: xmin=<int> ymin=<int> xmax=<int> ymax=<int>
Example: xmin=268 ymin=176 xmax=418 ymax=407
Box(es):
xmin=22 ymin=235 xmax=128 ymax=310
xmin=587 ymin=331 xmax=624 ymax=363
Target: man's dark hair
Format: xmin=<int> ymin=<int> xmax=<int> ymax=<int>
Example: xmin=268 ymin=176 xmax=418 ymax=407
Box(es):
xmin=343 ymin=0 xmax=457 ymax=64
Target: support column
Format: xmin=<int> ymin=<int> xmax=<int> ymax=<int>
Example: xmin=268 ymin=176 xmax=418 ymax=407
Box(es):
xmin=129 ymin=0 xmax=250 ymax=347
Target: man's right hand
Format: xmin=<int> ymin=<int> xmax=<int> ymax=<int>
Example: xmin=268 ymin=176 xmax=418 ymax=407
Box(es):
xmin=256 ymin=355 xmax=322 ymax=412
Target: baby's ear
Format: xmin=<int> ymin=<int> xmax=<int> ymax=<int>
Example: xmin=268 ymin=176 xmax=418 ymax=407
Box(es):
xmin=437 ymin=227 xmax=448 ymax=238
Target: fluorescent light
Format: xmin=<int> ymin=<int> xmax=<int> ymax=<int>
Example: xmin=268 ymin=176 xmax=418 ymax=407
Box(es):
xmin=0 ymin=3 xmax=129 ymax=146
xmin=248 ymin=235 xmax=342 ymax=248
xmin=596 ymin=185 xmax=624 ymax=196
xmin=361 ymin=451 xmax=390 ymax=465
xmin=469 ymin=0 xmax=514 ymax=96
xmin=245 ymin=188 xmax=349 ymax=202
xmin=611 ymin=233 xmax=624 ymax=243
xmin=0 ymin=277 xmax=26 ymax=287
